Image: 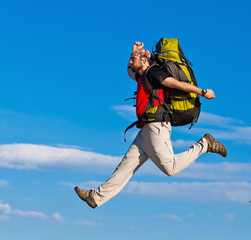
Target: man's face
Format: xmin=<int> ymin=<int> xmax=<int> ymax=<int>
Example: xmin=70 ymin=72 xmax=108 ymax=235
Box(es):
xmin=129 ymin=55 xmax=143 ymax=72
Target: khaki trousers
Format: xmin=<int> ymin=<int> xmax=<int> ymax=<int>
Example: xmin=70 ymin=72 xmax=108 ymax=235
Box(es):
xmin=92 ymin=122 xmax=208 ymax=207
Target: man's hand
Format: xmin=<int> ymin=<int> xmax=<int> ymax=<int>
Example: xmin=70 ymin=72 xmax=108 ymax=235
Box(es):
xmin=132 ymin=42 xmax=144 ymax=51
xmin=204 ymin=89 xmax=215 ymax=99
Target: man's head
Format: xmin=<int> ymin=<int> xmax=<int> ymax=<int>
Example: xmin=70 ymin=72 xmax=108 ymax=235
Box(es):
xmin=129 ymin=49 xmax=152 ymax=73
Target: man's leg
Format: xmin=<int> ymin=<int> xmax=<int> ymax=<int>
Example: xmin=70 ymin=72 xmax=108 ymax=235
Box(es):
xmin=141 ymin=122 xmax=208 ymax=176
xmin=91 ymin=134 xmax=148 ymax=207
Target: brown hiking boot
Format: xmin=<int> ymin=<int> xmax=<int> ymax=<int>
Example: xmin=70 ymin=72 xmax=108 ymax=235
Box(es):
xmin=74 ymin=186 xmax=97 ymax=209
xmin=204 ymin=134 xmax=227 ymax=157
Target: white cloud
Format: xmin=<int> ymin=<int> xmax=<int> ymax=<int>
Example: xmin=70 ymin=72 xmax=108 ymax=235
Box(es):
xmin=0 ymin=201 xmax=11 ymax=221
xmin=12 ymin=209 xmax=47 ymax=219
xmin=198 ymin=112 xmax=244 ymax=126
xmin=0 ymin=201 xmax=63 ymax=222
xmin=66 ymin=180 xmax=251 ymax=203
xmin=152 ymin=213 xmax=182 ymax=221
xmin=129 ymin=161 xmax=251 ymax=181
xmin=171 ymin=139 xmax=195 ymax=148
xmin=163 ymin=214 xmax=182 ymax=221
xmin=1 ymin=144 xmax=251 ymax=182
xmin=185 ymin=126 xmax=251 ymax=142
xmin=76 ymin=220 xmax=96 ymax=227
xmin=179 ymin=112 xmax=251 ymax=143
xmin=0 ymin=202 xmax=11 ymax=221
xmin=0 ymin=202 xmax=11 ymax=214
xmin=122 ymin=181 xmax=251 ymax=203
xmin=111 ymin=105 xmax=135 ymax=121
xmin=51 ymin=213 xmax=64 ymax=222
xmin=0 ymin=143 xmax=120 ymax=173
xmin=177 ymin=162 xmax=251 ymax=181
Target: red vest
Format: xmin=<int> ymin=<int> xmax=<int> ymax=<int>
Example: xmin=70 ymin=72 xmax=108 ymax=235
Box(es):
xmin=136 ymin=76 xmax=166 ymax=119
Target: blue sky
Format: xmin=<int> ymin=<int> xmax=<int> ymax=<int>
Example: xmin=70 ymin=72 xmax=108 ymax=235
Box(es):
xmin=0 ymin=0 xmax=251 ymax=239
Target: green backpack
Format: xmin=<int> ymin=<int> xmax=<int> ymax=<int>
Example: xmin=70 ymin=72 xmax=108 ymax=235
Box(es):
xmin=152 ymin=38 xmax=201 ymax=128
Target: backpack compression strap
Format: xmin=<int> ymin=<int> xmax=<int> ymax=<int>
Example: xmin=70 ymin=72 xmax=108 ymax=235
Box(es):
xmin=142 ymin=66 xmax=171 ymax=114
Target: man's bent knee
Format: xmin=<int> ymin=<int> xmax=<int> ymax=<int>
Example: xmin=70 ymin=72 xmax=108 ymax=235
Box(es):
xmin=163 ymin=168 xmax=176 ymax=177
xmin=166 ymin=171 xmax=176 ymax=177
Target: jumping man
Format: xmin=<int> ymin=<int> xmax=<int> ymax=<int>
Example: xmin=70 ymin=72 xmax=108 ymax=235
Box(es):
xmin=74 ymin=42 xmax=227 ymax=209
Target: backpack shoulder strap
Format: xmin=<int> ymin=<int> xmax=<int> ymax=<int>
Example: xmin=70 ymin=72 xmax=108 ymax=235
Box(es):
xmin=142 ymin=64 xmax=171 ymax=112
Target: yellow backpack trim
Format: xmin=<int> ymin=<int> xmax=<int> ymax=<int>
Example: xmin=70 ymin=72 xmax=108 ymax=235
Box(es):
xmin=153 ymin=37 xmax=201 ymax=127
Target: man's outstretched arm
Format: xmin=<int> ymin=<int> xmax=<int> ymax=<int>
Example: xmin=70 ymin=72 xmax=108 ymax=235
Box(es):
xmin=161 ymin=77 xmax=215 ymax=99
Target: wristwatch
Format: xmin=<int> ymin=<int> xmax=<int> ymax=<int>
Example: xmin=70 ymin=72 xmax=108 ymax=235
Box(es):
xmin=201 ymin=89 xmax=207 ymax=97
